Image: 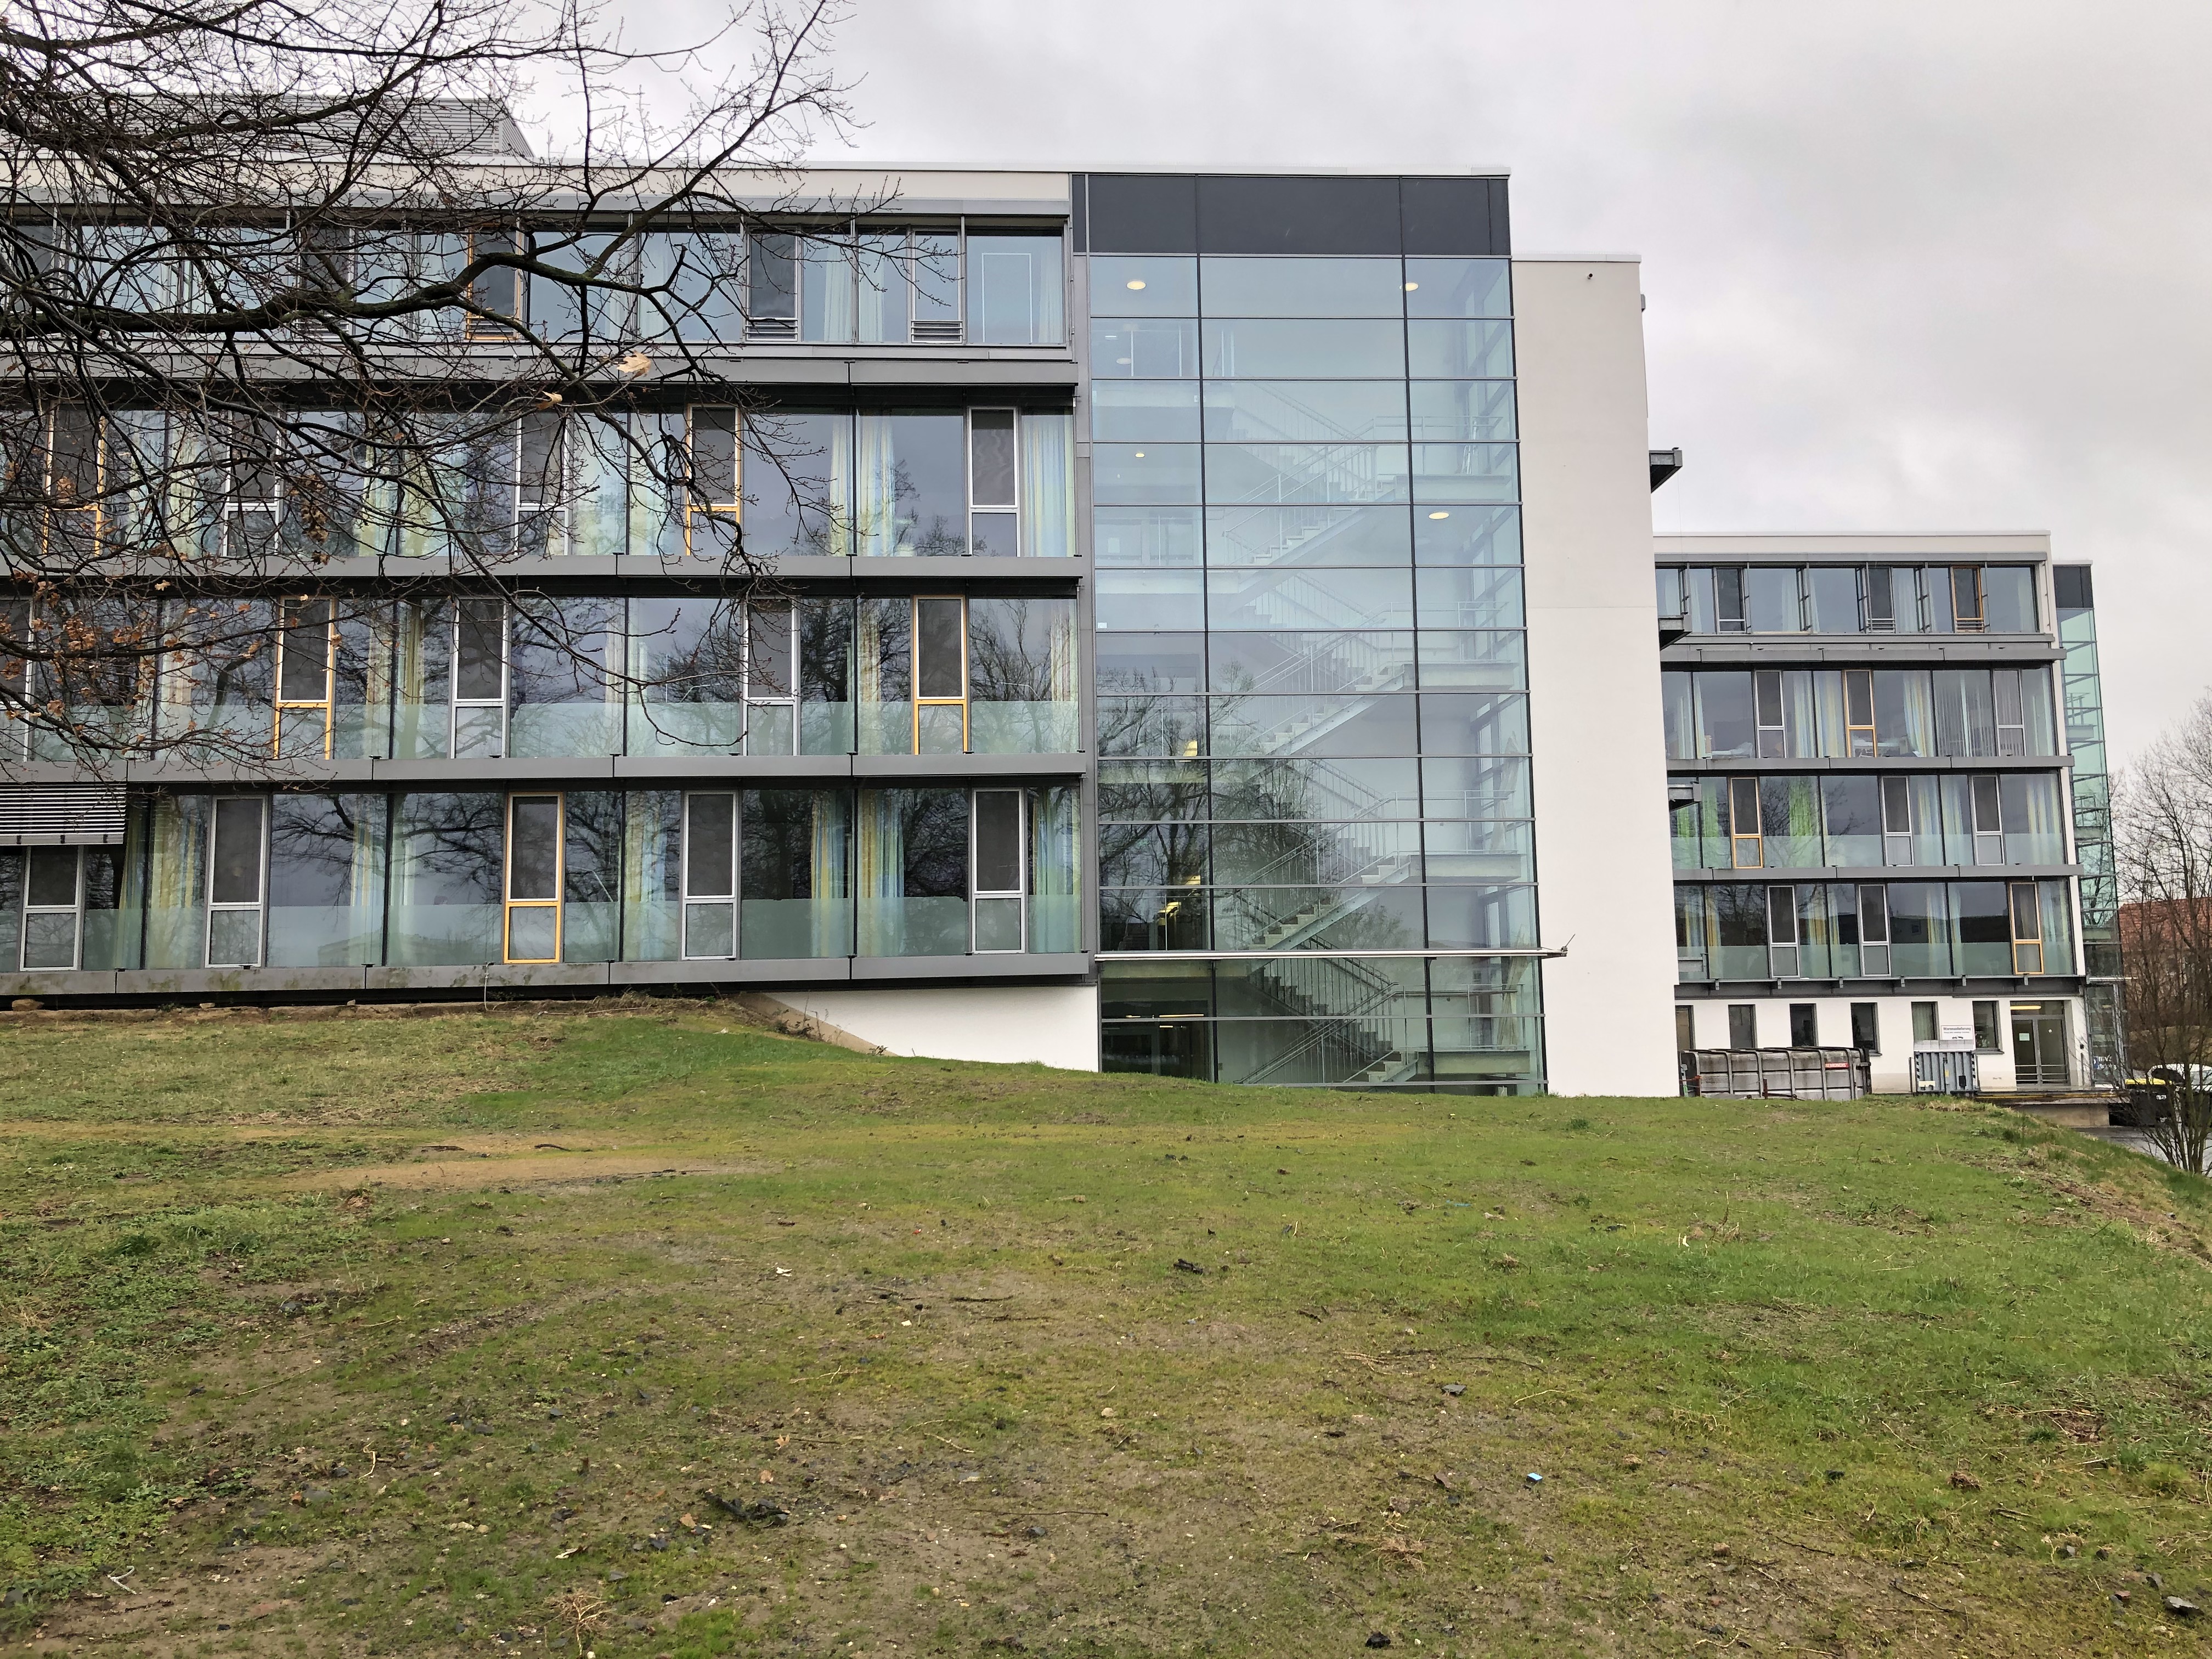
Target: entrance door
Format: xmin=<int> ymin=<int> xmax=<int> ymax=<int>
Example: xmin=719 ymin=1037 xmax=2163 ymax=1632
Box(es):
xmin=2010 ymin=1004 xmax=2068 ymax=1087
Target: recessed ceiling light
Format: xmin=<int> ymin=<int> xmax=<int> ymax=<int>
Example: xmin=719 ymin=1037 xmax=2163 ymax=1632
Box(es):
xmin=1427 ymin=510 xmax=1451 ymax=520
xmin=1404 ymin=281 xmax=1419 ymax=291
xmin=1127 ymin=279 xmax=1147 ymax=290
xmin=1133 ymin=452 xmax=1146 ymax=458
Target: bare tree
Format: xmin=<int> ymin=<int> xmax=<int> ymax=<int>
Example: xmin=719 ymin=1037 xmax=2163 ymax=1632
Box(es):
xmin=0 ymin=0 xmax=879 ymax=772
xmin=2113 ymin=694 xmax=2212 ymax=1172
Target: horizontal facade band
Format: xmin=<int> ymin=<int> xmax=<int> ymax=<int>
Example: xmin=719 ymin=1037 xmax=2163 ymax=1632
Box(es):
xmin=1672 ymin=864 xmax=2082 ymax=883
xmin=1663 ymin=641 xmax=2061 ymax=667
xmin=8 ymin=754 xmax=1090 ymax=787
xmin=1098 ymin=947 xmax=1566 ymax=960
xmin=1669 ymin=757 xmax=2072 ymax=774
xmin=1674 ymin=977 xmax=2086 ymax=999
xmin=0 ymin=952 xmax=1094 ymax=1002
xmin=10 ymin=555 xmax=1087 ymax=589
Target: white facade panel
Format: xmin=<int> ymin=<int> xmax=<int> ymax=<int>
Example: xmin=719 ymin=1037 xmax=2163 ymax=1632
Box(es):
xmin=771 ymin=984 xmax=1102 ymax=1071
xmin=1515 ymin=258 xmax=1679 ymax=1096
xmin=1675 ymin=994 xmax=2086 ymax=1094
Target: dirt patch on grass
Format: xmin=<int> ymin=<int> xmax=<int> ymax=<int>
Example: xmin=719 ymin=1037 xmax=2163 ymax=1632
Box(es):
xmin=286 ymin=1151 xmax=772 ymax=1192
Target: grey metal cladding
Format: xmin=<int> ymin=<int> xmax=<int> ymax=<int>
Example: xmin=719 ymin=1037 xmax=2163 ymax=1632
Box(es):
xmin=1078 ymin=173 xmax=1511 ymax=258
xmin=1400 ymin=177 xmax=1510 ymax=256
xmin=1193 ymin=175 xmax=1402 ymax=255
xmin=1083 ymin=174 xmax=1199 ymax=253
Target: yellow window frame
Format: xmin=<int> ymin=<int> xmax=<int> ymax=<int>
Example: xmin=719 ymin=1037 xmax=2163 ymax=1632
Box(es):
xmin=911 ymin=594 xmax=968 ymax=755
xmin=273 ymin=597 xmax=336 ymax=760
xmin=504 ymin=791 xmax=565 ymax=964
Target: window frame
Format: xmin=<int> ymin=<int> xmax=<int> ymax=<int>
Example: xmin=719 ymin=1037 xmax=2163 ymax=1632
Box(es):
xmin=2010 ymin=880 xmax=2044 ymax=974
xmin=205 ymin=794 xmax=268 ymax=968
xmin=968 ymin=406 xmax=1020 ymax=555
xmin=21 ymin=844 xmax=83 ymax=970
xmin=911 ymin=594 xmax=969 ymax=754
xmin=503 ymin=791 xmax=564 ymax=965
xmin=1767 ymin=884 xmax=1799 ymax=978
xmin=970 ymin=786 xmax=1026 ymax=954
xmin=451 ymin=597 xmax=508 ymax=758
xmin=274 ymin=596 xmax=336 ymax=760
xmin=686 ymin=405 xmax=741 ymax=557
xmin=680 ymin=789 xmax=738 ymax=961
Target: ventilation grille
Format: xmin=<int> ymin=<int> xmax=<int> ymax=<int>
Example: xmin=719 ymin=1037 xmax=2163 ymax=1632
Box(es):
xmin=0 ymin=784 xmax=129 ymax=844
xmin=910 ymin=319 xmax=963 ymax=343
xmin=744 ymin=317 xmax=798 ymax=342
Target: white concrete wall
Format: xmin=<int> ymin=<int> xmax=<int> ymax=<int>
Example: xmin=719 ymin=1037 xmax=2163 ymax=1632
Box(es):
xmin=1515 ymin=258 xmax=1679 ymax=1096
xmin=1675 ymin=995 xmax=2086 ymax=1093
xmin=770 ymin=984 xmax=1102 ymax=1070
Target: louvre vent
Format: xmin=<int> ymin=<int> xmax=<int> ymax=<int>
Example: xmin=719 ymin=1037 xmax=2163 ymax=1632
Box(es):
xmin=743 ymin=317 xmax=798 ymax=342
xmin=910 ymin=319 xmax=962 ymax=343
xmin=0 ymin=784 xmax=129 ymax=844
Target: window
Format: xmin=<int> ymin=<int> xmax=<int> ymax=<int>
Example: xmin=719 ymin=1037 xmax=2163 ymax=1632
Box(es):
xmin=682 ymin=792 xmax=737 ymax=959
xmin=1753 ymin=669 xmax=1785 ymax=759
xmin=453 ymin=599 xmax=506 ymax=758
xmin=207 ymin=795 xmax=267 ymax=967
xmin=1788 ymin=1003 xmax=1818 ymax=1047
xmin=1714 ymin=567 xmax=1746 ymax=632
xmin=2010 ymin=881 xmax=2044 ymax=974
xmin=21 ymin=847 xmax=83 ymax=970
xmin=1729 ymin=776 xmax=1762 ymax=868
xmin=504 ymin=793 xmax=562 ymax=963
xmin=1675 ymin=1005 xmax=1697 ymax=1053
xmin=972 ymin=789 xmax=1025 ymax=951
xmin=1970 ymin=776 xmax=2004 ymax=866
xmin=1768 ymin=885 xmax=1799 ymax=978
xmin=969 ymin=409 xmax=1019 ymax=555
xmin=686 ymin=407 xmax=740 ymax=558
xmin=1950 ymin=566 xmax=1984 ymax=632
xmin=1727 ymin=1003 xmax=1758 ymax=1049
xmin=1881 ymin=776 xmax=1914 ymax=866
xmin=745 ymin=230 xmax=796 ymax=340
xmin=274 ymin=598 xmax=334 ymax=759
xmin=1849 ymin=1001 xmax=1879 ymax=1052
xmin=1858 ymin=884 xmax=1891 ymax=975
xmin=1993 ymin=668 xmax=2027 ymax=757
xmin=967 ymin=232 xmax=1065 ymax=345
xmin=1863 ymin=567 xmax=1897 ymax=632
xmin=1973 ymin=998 xmax=2000 ymax=1052
xmin=914 ymin=597 xmax=968 ymax=754
xmin=1911 ymin=1000 xmax=1938 ymax=1043
xmin=1843 ymin=670 xmax=1875 ymax=757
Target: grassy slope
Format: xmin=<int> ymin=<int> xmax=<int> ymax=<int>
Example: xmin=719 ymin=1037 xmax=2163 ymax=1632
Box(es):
xmin=3 ymin=1003 xmax=2211 ymax=1658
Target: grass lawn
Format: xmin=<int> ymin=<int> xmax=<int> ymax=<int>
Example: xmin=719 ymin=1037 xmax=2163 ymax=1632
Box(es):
xmin=4 ymin=1001 xmax=2212 ymax=1657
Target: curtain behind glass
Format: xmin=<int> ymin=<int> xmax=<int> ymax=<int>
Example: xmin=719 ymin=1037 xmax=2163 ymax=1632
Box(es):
xmin=620 ymin=790 xmax=682 ymax=961
xmin=386 ymin=792 xmax=503 ymax=966
xmin=1029 ymin=785 xmax=1080 ymax=952
xmin=1020 ymin=411 xmax=1075 ymax=557
xmin=144 ymin=792 xmax=209 ymax=968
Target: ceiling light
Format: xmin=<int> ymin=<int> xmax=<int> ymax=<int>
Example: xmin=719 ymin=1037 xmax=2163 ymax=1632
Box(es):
xmin=1427 ymin=511 xmax=1451 ymax=520
xmin=1127 ymin=279 xmax=1147 ymax=290
xmin=1404 ymin=281 xmax=1419 ymax=291
xmin=1133 ymin=452 xmax=1146 ymax=458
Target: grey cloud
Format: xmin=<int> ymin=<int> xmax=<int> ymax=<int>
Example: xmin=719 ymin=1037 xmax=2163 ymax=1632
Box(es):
xmin=591 ymin=0 xmax=2212 ymax=760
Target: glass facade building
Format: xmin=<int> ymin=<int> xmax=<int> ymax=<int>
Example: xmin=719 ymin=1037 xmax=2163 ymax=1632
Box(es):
xmin=1663 ymin=539 xmax=2109 ymax=1091
xmin=1079 ymin=175 xmax=1543 ymax=1092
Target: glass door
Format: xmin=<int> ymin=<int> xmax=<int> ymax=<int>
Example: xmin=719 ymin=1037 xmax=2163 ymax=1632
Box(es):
xmin=2010 ymin=1003 xmax=2068 ymax=1087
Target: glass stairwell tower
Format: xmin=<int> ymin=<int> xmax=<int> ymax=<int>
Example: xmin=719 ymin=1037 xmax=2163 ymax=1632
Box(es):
xmin=1078 ymin=173 xmax=1545 ymax=1092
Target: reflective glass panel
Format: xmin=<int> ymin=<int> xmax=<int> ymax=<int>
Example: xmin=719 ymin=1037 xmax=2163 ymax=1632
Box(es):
xmin=1091 ymin=256 xmax=1198 ymax=315
xmin=1201 ymin=381 xmax=1408 ymax=443
xmin=1198 ymin=257 xmax=1404 ymax=317
xmin=1202 ymin=319 xmax=1404 ymax=377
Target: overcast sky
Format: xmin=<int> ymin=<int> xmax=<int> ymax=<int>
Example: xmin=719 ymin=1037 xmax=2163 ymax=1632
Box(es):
xmin=600 ymin=0 xmax=2212 ymax=766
